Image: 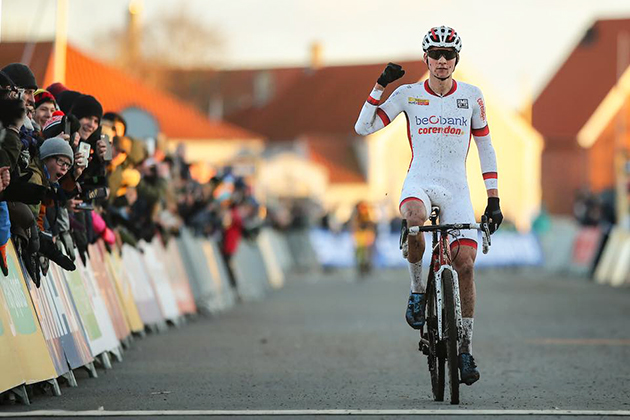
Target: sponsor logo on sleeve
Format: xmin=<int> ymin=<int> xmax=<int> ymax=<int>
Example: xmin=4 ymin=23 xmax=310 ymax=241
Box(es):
xmin=408 ymin=97 xmax=430 ymax=105
xmin=477 ymin=98 xmax=486 ymax=121
xmin=457 ymin=99 xmax=469 ymax=109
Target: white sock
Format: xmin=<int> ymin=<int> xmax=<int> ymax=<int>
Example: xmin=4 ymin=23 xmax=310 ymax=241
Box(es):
xmin=459 ymin=318 xmax=474 ymax=354
xmin=408 ymin=261 xmax=426 ymax=293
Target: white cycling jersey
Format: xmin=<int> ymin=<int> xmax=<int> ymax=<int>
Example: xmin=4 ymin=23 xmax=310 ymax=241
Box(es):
xmin=355 ymin=79 xmax=498 ymax=249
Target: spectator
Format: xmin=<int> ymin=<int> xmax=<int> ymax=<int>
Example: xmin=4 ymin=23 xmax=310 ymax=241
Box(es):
xmin=1 ymin=63 xmax=37 ymax=116
xmin=33 ymin=89 xmax=57 ymax=130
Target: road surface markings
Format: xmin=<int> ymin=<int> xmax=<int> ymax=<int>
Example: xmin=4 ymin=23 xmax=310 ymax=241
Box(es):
xmin=2 ymin=409 xmax=630 ymax=417
xmin=527 ymin=338 xmax=630 ymax=346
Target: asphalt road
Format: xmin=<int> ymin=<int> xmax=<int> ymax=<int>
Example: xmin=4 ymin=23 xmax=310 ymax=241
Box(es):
xmin=3 ymin=267 xmax=630 ymax=419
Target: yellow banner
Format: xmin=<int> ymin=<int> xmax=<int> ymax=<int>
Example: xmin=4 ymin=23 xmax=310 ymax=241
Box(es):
xmin=2 ymin=241 xmax=57 ymax=384
xmin=104 ymin=249 xmax=144 ymax=333
xmin=0 ymin=265 xmax=25 ymax=393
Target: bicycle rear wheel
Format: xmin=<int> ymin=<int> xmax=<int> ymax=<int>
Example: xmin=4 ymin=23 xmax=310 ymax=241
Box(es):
xmin=442 ymin=268 xmax=460 ymax=405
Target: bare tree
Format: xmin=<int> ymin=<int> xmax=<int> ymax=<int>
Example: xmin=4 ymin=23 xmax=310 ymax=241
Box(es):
xmin=91 ymin=1 xmax=223 ymax=86
xmin=141 ymin=4 xmax=223 ymax=68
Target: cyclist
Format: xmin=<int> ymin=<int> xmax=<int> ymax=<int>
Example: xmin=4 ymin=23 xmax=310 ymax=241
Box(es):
xmin=354 ymin=25 xmax=503 ymax=386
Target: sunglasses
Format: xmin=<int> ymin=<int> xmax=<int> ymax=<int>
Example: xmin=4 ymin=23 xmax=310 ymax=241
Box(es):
xmin=427 ymin=49 xmax=458 ymax=60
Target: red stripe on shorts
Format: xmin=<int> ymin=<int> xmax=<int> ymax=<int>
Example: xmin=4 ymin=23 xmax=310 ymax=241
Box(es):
xmin=399 ymin=197 xmax=424 ymax=212
xmin=450 ymin=238 xmax=478 ymax=250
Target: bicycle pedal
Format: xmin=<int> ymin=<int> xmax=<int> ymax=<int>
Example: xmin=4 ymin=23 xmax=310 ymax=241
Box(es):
xmin=418 ymin=338 xmax=430 ymax=355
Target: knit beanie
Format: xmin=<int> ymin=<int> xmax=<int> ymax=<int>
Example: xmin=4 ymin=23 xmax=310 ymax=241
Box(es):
xmin=34 ymin=89 xmax=56 ymax=110
xmin=0 ymin=71 xmax=14 ymax=88
xmin=57 ymin=90 xmax=81 ymax=114
xmin=39 ymin=137 xmax=74 ymax=165
xmin=42 ymin=113 xmax=81 ymax=140
xmin=46 ymin=82 xmax=67 ymax=100
xmin=70 ymin=94 xmax=102 ymax=122
xmin=1 ymin=63 xmax=37 ymax=89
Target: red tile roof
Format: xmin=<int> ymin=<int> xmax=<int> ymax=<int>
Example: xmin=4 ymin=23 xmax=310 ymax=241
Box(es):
xmin=533 ymin=18 xmax=630 ymax=144
xmin=0 ymin=42 xmax=260 ymax=140
xmin=226 ymin=60 xmax=427 ymax=141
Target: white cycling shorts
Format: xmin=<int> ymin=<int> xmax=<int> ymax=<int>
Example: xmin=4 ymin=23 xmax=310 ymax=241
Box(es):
xmin=399 ymin=177 xmax=478 ymax=250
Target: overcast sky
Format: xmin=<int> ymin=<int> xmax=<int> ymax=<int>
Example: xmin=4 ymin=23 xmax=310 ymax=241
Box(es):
xmin=2 ymin=0 xmax=630 ymax=110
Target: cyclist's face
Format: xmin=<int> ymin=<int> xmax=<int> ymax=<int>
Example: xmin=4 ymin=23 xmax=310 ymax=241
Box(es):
xmin=424 ymin=48 xmax=457 ymax=79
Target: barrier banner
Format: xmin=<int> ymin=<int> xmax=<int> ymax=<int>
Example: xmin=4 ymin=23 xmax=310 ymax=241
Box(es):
xmin=286 ymin=229 xmax=320 ymax=271
xmin=176 ymin=230 xmax=224 ymax=313
xmin=161 ymin=239 xmax=197 ymax=315
xmin=570 ymin=227 xmax=602 ymax=275
xmin=140 ymin=240 xmax=180 ymax=321
xmin=25 ymin=247 xmax=92 ymax=372
xmin=595 ymin=227 xmax=624 ymax=285
xmin=103 ymin=249 xmax=144 ymax=332
xmin=0 ymin=284 xmax=24 ymax=393
xmin=266 ymin=230 xmax=294 ymax=273
xmin=67 ymin=251 xmax=120 ymax=356
xmin=200 ymin=239 xmax=235 ymax=310
xmin=121 ymin=244 xmax=163 ymax=325
xmin=0 ymin=241 xmax=56 ymax=389
xmin=26 ymin=267 xmax=70 ymax=375
xmin=45 ymin=263 xmax=94 ymax=369
xmin=88 ymin=243 xmax=131 ymax=341
xmin=233 ymin=240 xmax=268 ymax=301
xmin=257 ymin=229 xmax=285 ymax=289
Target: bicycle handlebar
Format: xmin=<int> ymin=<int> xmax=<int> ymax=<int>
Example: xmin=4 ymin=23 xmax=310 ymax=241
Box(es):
xmin=407 ymin=215 xmax=492 ymax=254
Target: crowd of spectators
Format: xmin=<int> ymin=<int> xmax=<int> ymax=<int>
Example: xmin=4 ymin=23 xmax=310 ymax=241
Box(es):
xmin=0 ymin=61 xmax=261 ymax=292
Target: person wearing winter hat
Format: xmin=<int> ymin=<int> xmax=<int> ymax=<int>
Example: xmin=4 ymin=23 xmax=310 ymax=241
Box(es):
xmin=1 ymin=63 xmax=37 ymax=110
xmin=19 ymin=137 xmax=78 ymax=282
xmin=46 ymin=82 xmax=67 ymax=100
xmin=69 ymin=94 xmax=108 ymax=163
xmin=70 ymin=94 xmax=102 ymax=140
xmin=39 ymin=137 xmax=74 ymax=183
xmin=33 ymin=89 xmax=57 ymax=129
xmin=56 ymin=90 xmax=81 ymax=115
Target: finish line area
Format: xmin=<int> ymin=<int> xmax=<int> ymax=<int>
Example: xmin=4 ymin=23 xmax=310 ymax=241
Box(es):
xmin=2 ymin=409 xmax=630 ymax=417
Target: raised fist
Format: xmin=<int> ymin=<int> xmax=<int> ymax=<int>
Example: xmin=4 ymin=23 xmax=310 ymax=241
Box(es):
xmin=377 ymin=63 xmax=405 ymax=87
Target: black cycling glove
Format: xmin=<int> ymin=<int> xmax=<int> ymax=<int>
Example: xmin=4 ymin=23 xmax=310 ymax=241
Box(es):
xmin=377 ymin=63 xmax=405 ymax=87
xmin=483 ymin=197 xmax=503 ymax=234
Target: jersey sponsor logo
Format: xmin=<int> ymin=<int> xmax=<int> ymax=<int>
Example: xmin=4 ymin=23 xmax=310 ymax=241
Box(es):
xmin=408 ymin=97 xmax=429 ymax=105
xmin=415 ymin=115 xmax=468 ymax=136
xmin=457 ymin=99 xmax=468 ymax=109
xmin=477 ymin=98 xmax=486 ymax=121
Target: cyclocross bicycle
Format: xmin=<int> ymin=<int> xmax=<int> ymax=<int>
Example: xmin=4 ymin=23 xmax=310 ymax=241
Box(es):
xmin=400 ymin=206 xmax=491 ymax=405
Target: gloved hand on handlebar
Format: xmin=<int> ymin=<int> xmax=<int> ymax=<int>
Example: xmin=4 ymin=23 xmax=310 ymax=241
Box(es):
xmin=483 ymin=197 xmax=503 ymax=234
xmin=377 ymin=63 xmax=405 ymax=88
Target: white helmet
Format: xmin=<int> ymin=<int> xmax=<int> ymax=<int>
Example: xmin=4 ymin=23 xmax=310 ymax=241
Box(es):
xmin=422 ymin=26 xmax=462 ymax=53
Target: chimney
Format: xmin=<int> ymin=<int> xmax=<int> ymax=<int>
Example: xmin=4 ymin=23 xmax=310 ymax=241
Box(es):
xmin=253 ymin=70 xmax=273 ymax=107
xmin=208 ymin=94 xmax=224 ymax=121
xmin=310 ymin=41 xmax=323 ymax=71
xmin=127 ymin=0 xmax=143 ymax=67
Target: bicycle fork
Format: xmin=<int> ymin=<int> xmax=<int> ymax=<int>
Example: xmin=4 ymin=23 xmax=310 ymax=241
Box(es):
xmin=434 ymin=266 xmax=463 ymax=345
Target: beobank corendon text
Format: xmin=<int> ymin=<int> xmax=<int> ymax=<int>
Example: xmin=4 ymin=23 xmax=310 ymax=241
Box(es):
xmin=415 ymin=115 xmax=468 ymax=136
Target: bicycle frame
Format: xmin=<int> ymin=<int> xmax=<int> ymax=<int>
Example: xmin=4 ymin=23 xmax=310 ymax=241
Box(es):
xmin=425 ymin=210 xmax=463 ymax=343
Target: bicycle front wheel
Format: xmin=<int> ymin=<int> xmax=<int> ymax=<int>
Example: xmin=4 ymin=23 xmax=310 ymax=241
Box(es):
xmin=425 ymin=277 xmax=444 ymax=401
xmin=442 ymin=268 xmax=460 ymax=405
